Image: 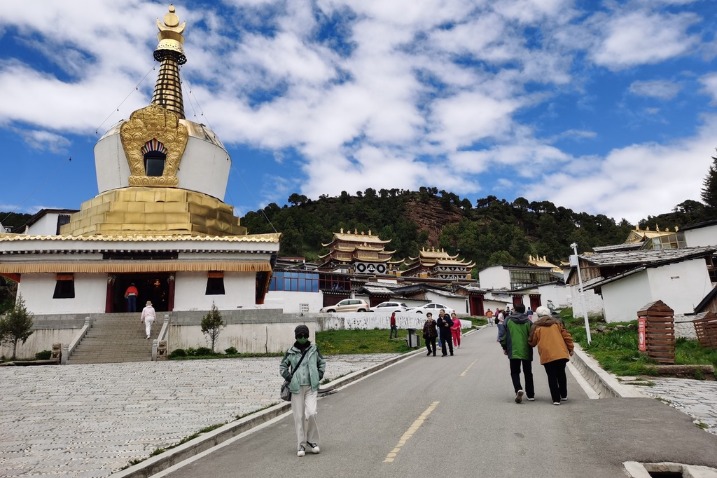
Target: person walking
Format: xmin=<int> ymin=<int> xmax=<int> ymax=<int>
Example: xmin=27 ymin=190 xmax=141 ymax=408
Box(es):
xmin=450 ymin=312 xmax=462 ymax=348
xmin=140 ymin=300 xmax=155 ymax=339
xmin=422 ymin=313 xmax=437 ymax=356
xmin=280 ymin=325 xmax=326 ymax=457
xmin=496 ymin=309 xmax=505 ymax=342
xmin=485 ymin=308 xmax=494 ymax=326
xmin=529 ymin=306 xmax=574 ymax=405
xmin=499 ymin=304 xmax=534 ymax=403
xmin=437 ymin=309 xmax=454 ymax=356
xmin=124 ymin=283 xmax=138 ymax=312
xmin=389 ymin=312 xmax=398 ymax=339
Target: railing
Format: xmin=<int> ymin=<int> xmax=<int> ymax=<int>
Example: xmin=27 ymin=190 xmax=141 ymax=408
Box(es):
xmin=61 ymin=317 xmax=92 ymax=365
xmin=152 ymin=314 xmax=171 ymax=361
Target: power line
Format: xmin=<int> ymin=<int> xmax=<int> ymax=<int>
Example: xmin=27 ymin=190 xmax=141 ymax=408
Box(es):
xmin=95 ymin=65 xmax=156 ymax=135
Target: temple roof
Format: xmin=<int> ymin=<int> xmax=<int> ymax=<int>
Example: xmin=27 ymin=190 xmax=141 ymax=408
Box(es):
xmin=321 ymin=229 xmax=391 ymax=246
xmin=0 ymin=233 xmax=280 ymax=243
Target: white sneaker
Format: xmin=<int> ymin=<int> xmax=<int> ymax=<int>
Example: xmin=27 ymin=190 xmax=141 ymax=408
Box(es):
xmin=297 ymin=446 xmax=305 ymax=457
xmin=527 ymin=397 xmax=535 ymax=401
xmin=561 ymin=397 xmax=568 ymax=401
xmin=553 ymin=402 xmax=561 ymax=406
xmin=307 ymin=442 xmax=320 ymax=454
xmin=515 ymin=390 xmax=524 ymax=404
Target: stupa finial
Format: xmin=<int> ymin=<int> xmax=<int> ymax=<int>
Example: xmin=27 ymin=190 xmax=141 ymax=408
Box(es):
xmin=151 ymin=4 xmax=187 ymax=118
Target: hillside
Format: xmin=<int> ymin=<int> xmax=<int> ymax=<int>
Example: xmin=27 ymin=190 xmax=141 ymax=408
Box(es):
xmin=241 ymin=188 xmax=640 ymax=271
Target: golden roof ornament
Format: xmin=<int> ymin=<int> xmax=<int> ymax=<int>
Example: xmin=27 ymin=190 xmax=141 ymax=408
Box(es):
xmin=151 ymin=4 xmax=187 ymax=118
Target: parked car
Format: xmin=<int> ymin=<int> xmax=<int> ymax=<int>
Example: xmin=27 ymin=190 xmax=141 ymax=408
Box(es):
xmin=370 ymin=301 xmax=409 ymax=313
xmin=408 ymin=303 xmax=455 ymax=315
xmin=320 ymin=299 xmax=370 ymax=313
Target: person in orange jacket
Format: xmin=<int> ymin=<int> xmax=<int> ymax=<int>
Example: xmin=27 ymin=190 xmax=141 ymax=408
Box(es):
xmin=528 ymin=306 xmax=574 ymax=405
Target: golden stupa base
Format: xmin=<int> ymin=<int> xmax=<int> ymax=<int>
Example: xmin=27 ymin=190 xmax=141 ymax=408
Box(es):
xmin=61 ymin=187 xmax=247 ymax=236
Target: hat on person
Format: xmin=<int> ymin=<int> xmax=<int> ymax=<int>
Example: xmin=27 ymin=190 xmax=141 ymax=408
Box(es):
xmin=294 ymin=324 xmax=310 ymax=338
xmin=146 ymin=300 xmax=152 ymax=306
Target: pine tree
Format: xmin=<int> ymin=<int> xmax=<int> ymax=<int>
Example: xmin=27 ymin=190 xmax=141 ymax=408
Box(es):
xmin=701 ymin=152 xmax=717 ymax=211
xmin=0 ymin=294 xmax=34 ymax=360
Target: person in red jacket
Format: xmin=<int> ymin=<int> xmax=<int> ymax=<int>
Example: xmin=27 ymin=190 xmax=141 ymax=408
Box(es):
xmin=528 ymin=306 xmax=574 ymax=405
xmin=450 ymin=312 xmax=462 ymax=348
xmin=124 ymin=283 xmax=138 ymax=312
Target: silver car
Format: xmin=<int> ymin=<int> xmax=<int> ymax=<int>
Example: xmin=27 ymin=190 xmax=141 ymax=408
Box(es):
xmin=370 ymin=301 xmax=409 ymax=313
xmin=320 ymin=299 xmax=370 ymax=313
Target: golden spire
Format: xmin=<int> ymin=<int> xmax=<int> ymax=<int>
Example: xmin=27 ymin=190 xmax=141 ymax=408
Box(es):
xmin=151 ymin=5 xmax=186 ymax=118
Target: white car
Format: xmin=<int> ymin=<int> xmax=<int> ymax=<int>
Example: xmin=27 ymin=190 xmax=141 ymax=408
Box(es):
xmin=320 ymin=299 xmax=370 ymax=313
xmin=370 ymin=301 xmax=409 ymax=313
xmin=408 ymin=303 xmax=455 ymax=315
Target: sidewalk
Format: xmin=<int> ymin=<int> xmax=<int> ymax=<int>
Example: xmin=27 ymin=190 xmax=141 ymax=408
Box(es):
xmin=0 ymin=354 xmax=399 ymax=477
xmin=638 ymin=377 xmax=717 ymax=436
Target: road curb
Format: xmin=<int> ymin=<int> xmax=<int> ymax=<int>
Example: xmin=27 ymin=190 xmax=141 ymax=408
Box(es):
xmin=570 ymin=344 xmax=644 ymax=398
xmin=110 ymin=350 xmax=422 ymax=478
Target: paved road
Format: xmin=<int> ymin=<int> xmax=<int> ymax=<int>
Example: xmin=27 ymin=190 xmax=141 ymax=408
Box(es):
xmin=159 ymin=329 xmax=717 ymax=477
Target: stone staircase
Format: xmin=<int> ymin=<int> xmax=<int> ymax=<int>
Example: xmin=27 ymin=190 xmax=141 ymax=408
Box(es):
xmin=68 ymin=313 xmax=154 ymax=364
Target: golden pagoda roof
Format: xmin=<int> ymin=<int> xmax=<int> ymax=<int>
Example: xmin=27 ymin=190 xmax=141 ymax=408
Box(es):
xmin=321 ymin=228 xmax=391 ymax=246
xmin=418 ymin=247 xmax=459 ymax=260
xmin=626 ymin=226 xmax=676 ymax=243
xmin=0 ymin=233 xmax=280 ymax=243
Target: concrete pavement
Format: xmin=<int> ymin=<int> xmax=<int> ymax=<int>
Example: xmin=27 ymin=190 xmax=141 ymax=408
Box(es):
xmin=0 ymin=328 xmax=716 ymax=477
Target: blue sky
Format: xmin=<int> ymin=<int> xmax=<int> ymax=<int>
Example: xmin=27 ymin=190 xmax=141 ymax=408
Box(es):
xmin=1 ymin=0 xmax=717 ymax=225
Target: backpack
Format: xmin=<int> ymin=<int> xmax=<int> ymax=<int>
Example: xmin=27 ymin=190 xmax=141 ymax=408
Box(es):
xmin=494 ymin=316 xmax=500 ymax=325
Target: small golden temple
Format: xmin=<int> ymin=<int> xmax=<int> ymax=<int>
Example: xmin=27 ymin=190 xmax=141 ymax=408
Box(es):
xmin=318 ymin=229 xmax=398 ymax=274
xmin=403 ymin=247 xmax=474 ymax=280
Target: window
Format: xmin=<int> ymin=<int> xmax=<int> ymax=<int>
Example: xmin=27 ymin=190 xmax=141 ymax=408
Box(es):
xmin=269 ymin=271 xmax=319 ymax=292
xmin=205 ymin=271 xmax=225 ymax=295
xmin=53 ymin=273 xmax=75 ymax=299
xmin=142 ymin=139 xmax=167 ymax=177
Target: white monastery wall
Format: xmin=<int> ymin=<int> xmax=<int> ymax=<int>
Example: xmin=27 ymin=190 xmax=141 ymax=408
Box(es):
xmin=262 ymin=291 xmax=324 ymax=313
xmin=18 ymin=274 xmax=106 ymax=315
xmin=176 ymin=137 xmax=230 ymax=201
xmin=646 ymin=259 xmax=712 ymax=314
xmin=173 ymin=272 xmax=254 ymax=311
xmin=0 ymin=329 xmax=77 ymax=360
xmin=315 ymin=312 xmax=470 ymax=332
xmin=684 ymin=226 xmax=717 ymax=247
xmin=169 ymin=322 xmax=313 ymax=354
xmin=478 ymin=266 xmax=510 ymax=289
xmin=602 ymin=272 xmax=651 ymax=323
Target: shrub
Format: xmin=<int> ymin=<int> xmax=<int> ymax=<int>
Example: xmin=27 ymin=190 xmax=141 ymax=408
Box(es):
xmin=194 ymin=347 xmax=213 ymax=356
xmin=225 ymin=347 xmax=238 ymax=355
xmin=169 ymin=349 xmax=187 ymax=358
xmin=0 ymin=294 xmax=34 ymax=360
xmin=35 ymin=350 xmax=52 ymax=360
xmin=201 ymin=303 xmax=224 ymax=352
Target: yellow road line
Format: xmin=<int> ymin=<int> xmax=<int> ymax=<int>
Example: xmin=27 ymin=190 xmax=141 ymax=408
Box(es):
xmin=383 ymin=401 xmax=440 ymax=463
xmin=460 ymin=359 xmax=478 ymax=377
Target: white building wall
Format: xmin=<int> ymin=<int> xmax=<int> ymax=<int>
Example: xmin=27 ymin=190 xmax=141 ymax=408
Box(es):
xmin=538 ymin=284 xmax=571 ymax=310
xmin=173 ymin=272 xmax=255 ymax=311
xmin=0 ymin=329 xmax=77 ymax=360
xmin=684 ymin=225 xmax=717 ymax=247
xmin=262 ymin=291 xmax=324 ymax=313
xmin=478 ymin=266 xmax=510 ymax=289
xmin=646 ymin=259 xmax=712 ymax=314
xmin=601 ymin=272 xmax=652 ymax=323
xmin=94 ymin=132 xmax=130 ymax=193
xmin=567 ymin=284 xmax=604 ymax=317
xmin=17 ymin=274 xmax=107 ymax=315
xmin=25 ymin=214 xmax=61 ymax=235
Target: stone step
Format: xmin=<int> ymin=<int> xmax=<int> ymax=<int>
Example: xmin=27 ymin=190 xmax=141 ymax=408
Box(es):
xmin=68 ymin=314 xmax=162 ymax=364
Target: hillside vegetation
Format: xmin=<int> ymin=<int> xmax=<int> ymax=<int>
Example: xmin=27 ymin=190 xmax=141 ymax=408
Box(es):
xmin=241 ymin=188 xmax=686 ymax=273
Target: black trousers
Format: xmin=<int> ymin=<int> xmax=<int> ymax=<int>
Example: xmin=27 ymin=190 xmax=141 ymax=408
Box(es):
xmin=425 ymin=337 xmax=436 ymax=355
xmin=543 ymin=359 xmax=568 ymax=402
xmin=440 ymin=334 xmax=453 ymax=356
xmin=509 ymin=359 xmax=534 ymax=398
xmin=390 ymin=325 xmax=398 ymax=338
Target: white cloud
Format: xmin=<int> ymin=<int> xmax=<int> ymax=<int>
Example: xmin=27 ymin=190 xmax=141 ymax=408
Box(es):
xmin=700 ymin=73 xmax=717 ymax=104
xmin=21 ymin=129 xmax=71 ymax=153
xmin=629 ymin=79 xmax=681 ymax=99
xmin=532 ymin=115 xmax=717 ymax=222
xmin=590 ymin=10 xmax=700 ymax=69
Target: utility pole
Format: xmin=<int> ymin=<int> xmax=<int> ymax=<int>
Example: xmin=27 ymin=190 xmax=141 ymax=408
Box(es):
xmin=570 ymin=242 xmax=592 ymax=345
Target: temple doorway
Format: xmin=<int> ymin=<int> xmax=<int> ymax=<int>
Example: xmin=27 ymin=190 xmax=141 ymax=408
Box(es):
xmin=111 ymin=273 xmax=172 ymax=313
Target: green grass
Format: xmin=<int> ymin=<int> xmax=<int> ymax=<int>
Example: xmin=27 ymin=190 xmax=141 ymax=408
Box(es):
xmin=561 ymin=309 xmax=717 ymax=377
xmin=316 ymin=328 xmax=413 ymax=355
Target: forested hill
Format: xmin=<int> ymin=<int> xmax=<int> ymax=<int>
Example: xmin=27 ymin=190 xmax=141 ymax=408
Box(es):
xmin=241 ymin=188 xmax=646 ymax=271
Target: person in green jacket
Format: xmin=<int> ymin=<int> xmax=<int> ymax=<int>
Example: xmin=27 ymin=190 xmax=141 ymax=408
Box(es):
xmin=280 ymin=324 xmax=326 ymax=457
xmin=499 ymin=304 xmax=534 ymax=403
